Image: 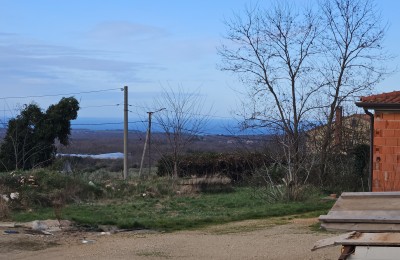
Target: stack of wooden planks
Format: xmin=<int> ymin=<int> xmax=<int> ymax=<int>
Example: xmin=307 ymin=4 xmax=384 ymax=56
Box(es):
xmin=319 ymin=192 xmax=400 ymax=232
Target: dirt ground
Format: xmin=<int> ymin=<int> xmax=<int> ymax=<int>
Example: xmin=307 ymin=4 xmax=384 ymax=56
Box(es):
xmin=0 ymin=218 xmax=341 ymax=260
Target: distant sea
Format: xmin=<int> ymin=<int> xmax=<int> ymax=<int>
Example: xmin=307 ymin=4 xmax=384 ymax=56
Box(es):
xmin=72 ymin=117 xmax=269 ymax=135
xmin=0 ymin=117 xmax=270 ymax=136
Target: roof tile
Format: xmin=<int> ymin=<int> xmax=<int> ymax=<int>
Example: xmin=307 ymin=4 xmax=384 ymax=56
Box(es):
xmin=360 ymin=91 xmax=400 ymax=104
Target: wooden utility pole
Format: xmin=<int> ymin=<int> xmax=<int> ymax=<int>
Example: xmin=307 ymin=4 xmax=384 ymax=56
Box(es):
xmin=123 ymin=86 xmax=128 ymax=180
xmin=138 ymin=108 xmax=165 ymax=177
xmin=148 ymin=111 xmax=153 ymax=176
xmin=139 ymin=115 xmax=150 ymax=178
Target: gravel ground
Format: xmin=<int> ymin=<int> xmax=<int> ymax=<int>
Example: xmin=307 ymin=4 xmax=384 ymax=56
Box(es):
xmin=0 ymin=218 xmax=340 ymax=260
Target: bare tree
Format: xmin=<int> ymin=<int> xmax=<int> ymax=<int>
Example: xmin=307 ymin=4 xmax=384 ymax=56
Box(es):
xmin=317 ymin=0 xmax=389 ymax=184
xmin=218 ymin=2 xmax=321 ymax=187
xmin=219 ymin=0 xmax=390 ymax=190
xmin=153 ymin=86 xmax=210 ymax=178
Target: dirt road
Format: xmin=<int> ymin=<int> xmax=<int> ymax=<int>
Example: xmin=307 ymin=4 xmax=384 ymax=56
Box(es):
xmin=1 ymin=218 xmax=339 ymax=260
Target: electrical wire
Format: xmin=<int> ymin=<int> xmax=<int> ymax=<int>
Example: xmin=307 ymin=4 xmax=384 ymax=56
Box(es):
xmin=80 ymin=104 xmax=121 ymax=109
xmin=71 ymin=120 xmax=146 ymax=126
xmin=128 ymin=105 xmax=232 ymax=120
xmin=0 ymin=88 xmax=122 ymax=100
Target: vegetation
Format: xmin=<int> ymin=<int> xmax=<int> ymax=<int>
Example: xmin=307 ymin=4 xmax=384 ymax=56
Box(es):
xmin=0 ymin=166 xmax=338 ymax=231
xmin=0 ymin=97 xmax=79 ymax=171
xmin=218 ymin=0 xmax=388 ymax=193
xmin=0 ymin=0 xmax=383 ymax=234
xmin=152 ymin=86 xmax=211 ymax=178
xmin=157 ymin=152 xmax=272 ymax=182
xmin=9 ymin=184 xmax=333 ymax=231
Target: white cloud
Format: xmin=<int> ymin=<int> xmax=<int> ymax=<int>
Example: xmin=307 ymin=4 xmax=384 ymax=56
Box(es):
xmin=86 ymin=21 xmax=169 ymax=43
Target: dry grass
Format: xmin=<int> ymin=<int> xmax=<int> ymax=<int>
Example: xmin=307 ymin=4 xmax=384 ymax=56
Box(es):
xmin=178 ymin=176 xmax=232 ymax=194
xmin=0 ymin=196 xmax=10 ymax=220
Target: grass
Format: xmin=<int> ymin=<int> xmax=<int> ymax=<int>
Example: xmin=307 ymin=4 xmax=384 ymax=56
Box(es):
xmin=11 ymin=188 xmax=334 ymax=232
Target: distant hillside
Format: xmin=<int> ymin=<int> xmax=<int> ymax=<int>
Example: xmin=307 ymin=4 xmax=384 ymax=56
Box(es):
xmin=55 ymin=129 xmax=272 ymax=167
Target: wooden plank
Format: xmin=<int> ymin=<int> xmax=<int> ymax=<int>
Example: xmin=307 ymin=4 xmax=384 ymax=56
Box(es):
xmin=341 ymin=192 xmax=400 ymax=199
xmin=321 ymin=223 xmax=400 ymax=232
xmin=318 ymin=192 xmax=400 ymax=232
xmin=325 ymin=210 xmax=400 ymax=218
xmin=311 ymin=232 xmax=356 ymax=251
xmin=335 ymin=232 xmax=400 ymax=246
xmin=347 ymin=246 xmax=400 ymax=260
xmin=329 ymin=197 xmax=400 ymax=211
xmin=320 ymin=211 xmax=400 ymax=223
xmin=319 ymin=216 xmax=400 ymax=224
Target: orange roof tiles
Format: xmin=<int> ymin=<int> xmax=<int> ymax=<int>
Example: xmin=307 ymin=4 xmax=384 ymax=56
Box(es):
xmin=360 ymin=91 xmax=400 ymax=103
xmin=356 ymin=91 xmax=400 ymax=109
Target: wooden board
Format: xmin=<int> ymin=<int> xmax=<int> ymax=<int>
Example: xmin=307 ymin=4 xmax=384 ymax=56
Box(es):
xmin=348 ymin=246 xmax=400 ymax=260
xmin=320 ymin=210 xmax=400 ymax=223
xmin=311 ymin=232 xmax=355 ymax=251
xmin=320 ymin=223 xmax=400 ymax=232
xmin=337 ymin=232 xmax=400 ymax=246
xmin=319 ymin=192 xmax=400 ymax=232
xmin=313 ymin=232 xmax=400 ymax=251
xmin=341 ymin=192 xmax=400 ymax=199
xmin=330 ymin=197 xmax=400 ymax=211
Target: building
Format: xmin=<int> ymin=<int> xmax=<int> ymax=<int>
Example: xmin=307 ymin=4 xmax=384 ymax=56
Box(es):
xmin=356 ymin=91 xmax=400 ymax=191
xmin=306 ymin=107 xmax=370 ymax=154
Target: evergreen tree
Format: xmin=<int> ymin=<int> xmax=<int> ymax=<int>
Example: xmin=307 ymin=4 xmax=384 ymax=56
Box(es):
xmin=0 ymin=97 xmax=79 ymax=171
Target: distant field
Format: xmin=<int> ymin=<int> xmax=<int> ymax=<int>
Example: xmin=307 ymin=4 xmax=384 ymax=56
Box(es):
xmin=53 ymin=129 xmax=272 ymax=167
xmin=0 ymin=126 xmax=273 ymax=170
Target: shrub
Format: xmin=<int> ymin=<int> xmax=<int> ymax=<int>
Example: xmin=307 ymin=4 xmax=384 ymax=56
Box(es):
xmin=311 ymin=145 xmax=370 ymax=194
xmin=50 ymin=157 xmax=124 ymax=174
xmin=0 ymin=170 xmax=102 ymax=210
xmin=157 ymin=152 xmax=272 ymax=182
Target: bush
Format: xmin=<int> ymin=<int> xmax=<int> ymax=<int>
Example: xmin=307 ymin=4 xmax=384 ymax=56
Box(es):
xmin=248 ymin=164 xmax=321 ymax=202
xmin=157 ymin=152 xmax=272 ymax=182
xmin=307 ymin=146 xmax=370 ymax=194
xmin=0 ymin=170 xmax=102 ymax=210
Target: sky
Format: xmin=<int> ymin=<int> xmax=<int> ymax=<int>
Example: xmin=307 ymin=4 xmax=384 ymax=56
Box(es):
xmin=0 ymin=0 xmax=400 ymax=131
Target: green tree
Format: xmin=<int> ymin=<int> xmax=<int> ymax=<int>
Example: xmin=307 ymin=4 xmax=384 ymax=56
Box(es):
xmin=0 ymin=97 xmax=79 ymax=171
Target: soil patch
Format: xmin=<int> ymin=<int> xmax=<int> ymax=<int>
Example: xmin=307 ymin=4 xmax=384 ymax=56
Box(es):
xmin=0 ymin=218 xmax=341 ymax=260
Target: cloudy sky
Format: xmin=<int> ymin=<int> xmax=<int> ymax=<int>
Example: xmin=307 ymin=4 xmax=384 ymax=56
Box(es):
xmin=0 ymin=0 xmax=399 ymax=127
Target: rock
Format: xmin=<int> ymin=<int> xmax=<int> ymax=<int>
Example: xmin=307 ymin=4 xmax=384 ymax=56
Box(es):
xmin=81 ymin=239 xmax=95 ymax=244
xmin=98 ymin=225 xmax=118 ymax=233
xmin=32 ymin=220 xmax=48 ymax=231
xmin=10 ymin=192 xmax=19 ymax=200
xmin=1 ymin=194 xmax=9 ymax=202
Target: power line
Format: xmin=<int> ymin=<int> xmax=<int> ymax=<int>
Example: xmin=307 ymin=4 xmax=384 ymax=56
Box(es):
xmin=128 ymin=105 xmax=232 ymax=120
xmin=80 ymin=104 xmax=121 ymax=109
xmin=71 ymin=120 xmax=145 ymax=126
xmin=0 ymin=87 xmax=122 ymax=100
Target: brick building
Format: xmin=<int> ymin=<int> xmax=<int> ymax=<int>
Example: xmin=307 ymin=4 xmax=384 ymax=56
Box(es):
xmin=356 ymin=91 xmax=400 ymax=191
xmin=306 ymin=108 xmax=370 ymax=154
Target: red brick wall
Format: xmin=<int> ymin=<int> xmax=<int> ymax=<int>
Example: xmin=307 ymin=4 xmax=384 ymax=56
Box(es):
xmin=373 ymin=111 xmax=400 ymax=191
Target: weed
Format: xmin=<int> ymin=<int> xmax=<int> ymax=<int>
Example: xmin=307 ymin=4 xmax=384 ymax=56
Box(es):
xmin=0 ymin=170 xmax=102 ymax=211
xmin=11 ymin=187 xmax=334 ymax=232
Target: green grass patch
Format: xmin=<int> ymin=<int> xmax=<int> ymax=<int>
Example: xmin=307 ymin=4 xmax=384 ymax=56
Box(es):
xmin=11 ymin=188 xmax=334 ymax=232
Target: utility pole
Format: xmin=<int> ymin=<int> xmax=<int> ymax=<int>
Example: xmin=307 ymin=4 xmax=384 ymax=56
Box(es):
xmin=139 ymin=116 xmax=150 ymax=178
xmin=123 ymin=86 xmax=128 ymax=180
xmin=139 ymin=108 xmax=165 ymax=177
xmin=147 ymin=111 xmax=153 ymax=176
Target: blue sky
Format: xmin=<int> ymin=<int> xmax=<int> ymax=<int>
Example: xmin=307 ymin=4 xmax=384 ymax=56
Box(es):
xmin=0 ymin=0 xmax=399 ymax=127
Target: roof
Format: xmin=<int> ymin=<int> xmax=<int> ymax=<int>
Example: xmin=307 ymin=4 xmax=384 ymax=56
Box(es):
xmin=307 ymin=113 xmax=369 ymax=133
xmin=356 ymin=91 xmax=400 ymax=110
